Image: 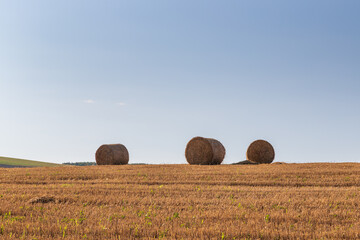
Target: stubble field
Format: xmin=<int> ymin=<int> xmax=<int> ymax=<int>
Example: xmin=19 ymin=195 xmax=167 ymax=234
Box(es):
xmin=1 ymin=163 xmax=360 ymax=239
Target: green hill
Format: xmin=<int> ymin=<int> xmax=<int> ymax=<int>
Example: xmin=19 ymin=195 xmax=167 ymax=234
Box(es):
xmin=0 ymin=156 xmax=60 ymax=167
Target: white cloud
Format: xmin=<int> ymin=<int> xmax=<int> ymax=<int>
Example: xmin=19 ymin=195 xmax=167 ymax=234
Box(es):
xmin=117 ymin=102 xmax=126 ymax=106
xmin=83 ymin=99 xmax=95 ymax=104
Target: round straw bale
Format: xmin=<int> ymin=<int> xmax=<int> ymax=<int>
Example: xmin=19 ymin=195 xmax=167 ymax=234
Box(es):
xmin=246 ymin=140 xmax=275 ymax=164
xmin=95 ymin=144 xmax=129 ymax=165
xmin=185 ymin=137 xmax=226 ymax=165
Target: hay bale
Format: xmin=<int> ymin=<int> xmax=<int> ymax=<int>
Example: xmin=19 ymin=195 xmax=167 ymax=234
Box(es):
xmin=95 ymin=144 xmax=129 ymax=165
xmin=232 ymin=160 xmax=260 ymax=165
xmin=246 ymin=140 xmax=275 ymax=164
xmin=185 ymin=137 xmax=226 ymax=165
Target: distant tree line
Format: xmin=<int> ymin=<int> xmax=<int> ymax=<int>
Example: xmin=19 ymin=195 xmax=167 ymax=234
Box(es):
xmin=62 ymin=162 xmax=148 ymax=166
xmin=62 ymin=162 xmax=96 ymax=166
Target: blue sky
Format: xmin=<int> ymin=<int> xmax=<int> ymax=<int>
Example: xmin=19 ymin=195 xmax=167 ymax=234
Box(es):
xmin=1 ymin=0 xmax=359 ymax=164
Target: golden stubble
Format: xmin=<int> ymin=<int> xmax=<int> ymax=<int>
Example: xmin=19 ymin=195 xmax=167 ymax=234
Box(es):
xmin=1 ymin=163 xmax=360 ymax=239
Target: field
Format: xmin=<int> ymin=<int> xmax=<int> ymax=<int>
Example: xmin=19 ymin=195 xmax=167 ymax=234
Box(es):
xmin=0 ymin=156 xmax=60 ymax=168
xmin=1 ymin=163 xmax=360 ymax=239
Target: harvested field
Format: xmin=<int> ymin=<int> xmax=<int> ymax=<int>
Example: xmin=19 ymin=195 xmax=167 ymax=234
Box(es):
xmin=1 ymin=163 xmax=360 ymax=239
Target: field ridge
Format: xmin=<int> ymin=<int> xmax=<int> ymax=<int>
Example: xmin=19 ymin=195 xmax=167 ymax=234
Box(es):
xmin=0 ymin=156 xmax=59 ymax=167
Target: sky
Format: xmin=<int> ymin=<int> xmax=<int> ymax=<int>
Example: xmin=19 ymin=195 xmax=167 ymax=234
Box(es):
xmin=0 ymin=0 xmax=359 ymax=164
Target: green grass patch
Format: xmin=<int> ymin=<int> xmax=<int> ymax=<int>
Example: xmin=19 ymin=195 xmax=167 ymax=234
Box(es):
xmin=0 ymin=156 xmax=60 ymax=167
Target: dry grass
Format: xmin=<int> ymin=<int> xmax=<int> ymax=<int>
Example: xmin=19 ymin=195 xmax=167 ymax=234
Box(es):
xmin=1 ymin=163 xmax=360 ymax=239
